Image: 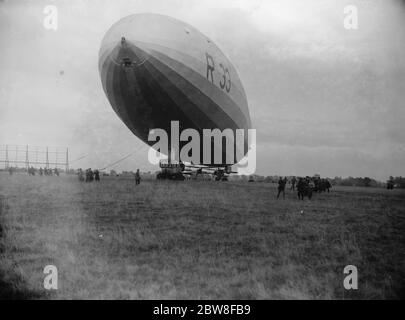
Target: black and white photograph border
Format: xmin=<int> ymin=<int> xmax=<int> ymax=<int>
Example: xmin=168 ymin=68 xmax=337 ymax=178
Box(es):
xmin=0 ymin=0 xmax=404 ymax=302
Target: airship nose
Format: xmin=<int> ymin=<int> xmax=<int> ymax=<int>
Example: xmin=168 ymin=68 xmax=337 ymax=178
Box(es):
xmin=112 ymin=36 xmax=148 ymax=67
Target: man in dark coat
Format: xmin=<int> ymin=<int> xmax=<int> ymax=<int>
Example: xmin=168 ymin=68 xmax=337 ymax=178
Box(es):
xmin=135 ymin=169 xmax=141 ymax=185
xmin=94 ymin=169 xmax=100 ymax=182
xmin=277 ymin=177 xmax=287 ymax=199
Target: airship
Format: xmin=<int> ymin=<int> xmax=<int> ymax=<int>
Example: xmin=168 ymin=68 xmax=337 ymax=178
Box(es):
xmin=99 ymin=13 xmax=252 ymax=167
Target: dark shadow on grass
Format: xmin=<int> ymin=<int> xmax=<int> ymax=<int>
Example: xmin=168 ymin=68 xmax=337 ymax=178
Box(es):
xmin=0 ymin=269 xmax=44 ymax=300
xmin=0 ymin=213 xmax=45 ymax=300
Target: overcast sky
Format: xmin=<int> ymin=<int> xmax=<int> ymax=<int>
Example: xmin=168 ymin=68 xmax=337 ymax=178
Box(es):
xmin=0 ymin=0 xmax=404 ymax=180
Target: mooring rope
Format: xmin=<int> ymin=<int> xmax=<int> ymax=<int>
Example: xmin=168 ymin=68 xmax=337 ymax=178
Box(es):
xmin=99 ymin=152 xmax=135 ymax=171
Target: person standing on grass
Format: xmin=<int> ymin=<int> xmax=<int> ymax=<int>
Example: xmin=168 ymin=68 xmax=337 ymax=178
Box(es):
xmin=85 ymin=168 xmax=93 ymax=182
xmin=78 ymin=168 xmax=84 ymax=182
xmin=135 ymin=169 xmax=141 ymax=185
xmin=290 ymin=176 xmax=297 ymax=191
xmin=277 ymin=176 xmax=287 ymax=199
xmin=94 ymin=169 xmax=100 ymax=182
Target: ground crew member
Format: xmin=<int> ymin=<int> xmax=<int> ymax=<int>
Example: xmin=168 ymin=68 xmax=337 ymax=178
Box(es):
xmin=277 ymin=177 xmax=287 ymax=199
xmin=78 ymin=168 xmax=84 ymax=182
xmin=94 ymin=169 xmax=100 ymax=182
xmin=135 ymin=169 xmax=141 ymax=185
xmin=290 ymin=176 xmax=297 ymax=191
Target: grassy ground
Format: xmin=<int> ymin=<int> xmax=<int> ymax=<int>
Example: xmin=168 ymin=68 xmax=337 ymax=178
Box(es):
xmin=0 ymin=172 xmax=404 ymax=299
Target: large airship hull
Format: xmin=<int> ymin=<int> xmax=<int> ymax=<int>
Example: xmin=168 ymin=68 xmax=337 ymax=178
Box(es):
xmin=99 ymin=13 xmax=251 ymax=166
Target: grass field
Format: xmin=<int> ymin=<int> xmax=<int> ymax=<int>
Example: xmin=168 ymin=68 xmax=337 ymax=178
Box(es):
xmin=0 ymin=172 xmax=404 ymax=299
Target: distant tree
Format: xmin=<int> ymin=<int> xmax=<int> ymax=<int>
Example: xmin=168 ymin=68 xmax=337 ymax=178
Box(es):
xmin=331 ymin=176 xmax=342 ymax=185
xmin=264 ymin=176 xmax=273 ymax=183
xmin=393 ymin=176 xmax=405 ymax=188
xmin=333 ymin=176 xmax=381 ymax=187
xmin=364 ymin=177 xmax=371 ymax=187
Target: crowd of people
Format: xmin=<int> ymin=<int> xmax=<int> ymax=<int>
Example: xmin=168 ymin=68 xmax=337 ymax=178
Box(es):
xmin=76 ymin=168 xmax=141 ymax=185
xmin=37 ymin=167 xmax=59 ymax=176
xmin=77 ymin=168 xmax=100 ymax=182
xmin=7 ymin=166 xmax=60 ymax=176
xmin=8 ymin=165 xmax=333 ymax=198
xmin=277 ymin=176 xmax=332 ymax=200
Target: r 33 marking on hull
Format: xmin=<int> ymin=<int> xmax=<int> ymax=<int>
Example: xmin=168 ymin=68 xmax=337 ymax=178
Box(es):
xmin=206 ymin=52 xmax=231 ymax=93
